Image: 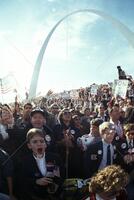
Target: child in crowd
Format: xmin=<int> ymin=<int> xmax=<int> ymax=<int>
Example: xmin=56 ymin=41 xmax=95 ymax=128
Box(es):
xmin=17 ymin=128 xmax=63 ymax=200
xmin=84 ymin=122 xmax=117 ymax=178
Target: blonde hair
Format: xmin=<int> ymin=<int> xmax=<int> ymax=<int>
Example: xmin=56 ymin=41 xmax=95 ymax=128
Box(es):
xmin=99 ymin=122 xmax=115 ymax=135
xmin=89 ymin=165 xmax=128 ymax=194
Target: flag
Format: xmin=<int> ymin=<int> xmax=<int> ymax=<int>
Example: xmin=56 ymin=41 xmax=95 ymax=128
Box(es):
xmin=0 ymin=74 xmax=17 ymax=94
xmin=46 ymin=89 xmax=53 ymax=97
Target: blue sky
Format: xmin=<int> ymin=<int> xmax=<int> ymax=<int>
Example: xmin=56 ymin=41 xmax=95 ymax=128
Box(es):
xmin=0 ymin=0 xmax=134 ymax=102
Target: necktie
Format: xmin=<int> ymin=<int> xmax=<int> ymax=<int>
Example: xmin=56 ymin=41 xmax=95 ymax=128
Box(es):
xmin=107 ymin=145 xmax=111 ymax=166
xmin=129 ymin=141 xmax=133 ymax=149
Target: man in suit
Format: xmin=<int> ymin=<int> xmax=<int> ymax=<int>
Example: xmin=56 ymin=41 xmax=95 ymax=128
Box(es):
xmin=116 ymin=123 xmax=134 ymax=173
xmin=116 ymin=123 xmax=134 ymax=200
xmin=84 ymin=122 xmax=117 ymax=178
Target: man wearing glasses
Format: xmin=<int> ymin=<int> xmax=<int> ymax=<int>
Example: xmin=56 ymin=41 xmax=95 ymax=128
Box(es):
xmin=84 ymin=122 xmax=117 ymax=179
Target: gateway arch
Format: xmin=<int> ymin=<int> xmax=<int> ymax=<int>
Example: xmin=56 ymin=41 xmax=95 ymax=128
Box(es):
xmin=29 ymin=9 xmax=134 ymax=99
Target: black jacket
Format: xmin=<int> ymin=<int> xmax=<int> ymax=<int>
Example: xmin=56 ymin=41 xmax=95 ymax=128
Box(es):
xmin=18 ymin=152 xmax=63 ymax=199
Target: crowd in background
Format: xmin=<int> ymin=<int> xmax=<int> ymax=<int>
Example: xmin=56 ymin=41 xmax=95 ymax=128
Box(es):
xmin=0 ymin=67 xmax=134 ymax=200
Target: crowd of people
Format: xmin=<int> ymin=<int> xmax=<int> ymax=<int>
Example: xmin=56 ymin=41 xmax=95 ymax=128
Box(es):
xmin=0 ymin=69 xmax=134 ymax=200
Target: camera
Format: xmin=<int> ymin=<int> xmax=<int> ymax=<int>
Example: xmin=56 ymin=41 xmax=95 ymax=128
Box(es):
xmin=46 ymin=163 xmax=60 ymax=194
xmin=117 ymin=66 xmax=127 ymax=80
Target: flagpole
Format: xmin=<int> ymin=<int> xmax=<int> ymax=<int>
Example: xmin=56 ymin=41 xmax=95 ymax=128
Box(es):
xmin=0 ymin=78 xmax=4 ymax=104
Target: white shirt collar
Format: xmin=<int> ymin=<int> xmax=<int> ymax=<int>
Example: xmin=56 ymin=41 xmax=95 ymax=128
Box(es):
xmin=127 ymin=139 xmax=133 ymax=146
xmin=96 ymin=193 xmax=116 ymax=200
xmin=33 ymin=153 xmax=47 ymax=176
xmin=33 ymin=152 xmax=45 ymax=160
xmin=102 ymin=139 xmax=111 ymax=147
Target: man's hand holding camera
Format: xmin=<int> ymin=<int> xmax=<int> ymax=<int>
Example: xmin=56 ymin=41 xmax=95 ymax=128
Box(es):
xmin=36 ymin=177 xmax=53 ymax=186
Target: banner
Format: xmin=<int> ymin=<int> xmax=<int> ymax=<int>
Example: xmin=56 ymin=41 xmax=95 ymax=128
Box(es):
xmin=70 ymin=90 xmax=79 ymax=99
xmin=112 ymin=79 xmax=118 ymax=94
xmin=114 ymin=80 xmax=129 ymax=99
xmin=60 ymin=91 xmax=70 ymax=99
xmin=90 ymin=84 xmax=98 ymax=95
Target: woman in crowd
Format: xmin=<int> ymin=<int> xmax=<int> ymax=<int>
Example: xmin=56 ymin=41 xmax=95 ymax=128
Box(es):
xmin=53 ymin=108 xmax=83 ymax=178
xmin=88 ymin=165 xmax=129 ymax=200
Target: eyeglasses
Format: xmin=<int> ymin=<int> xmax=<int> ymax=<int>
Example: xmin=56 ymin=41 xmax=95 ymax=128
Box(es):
xmin=127 ymin=130 xmax=134 ymax=136
xmin=104 ymin=128 xmax=116 ymax=134
xmin=74 ymin=118 xmax=80 ymax=121
xmin=63 ymin=112 xmax=71 ymax=115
